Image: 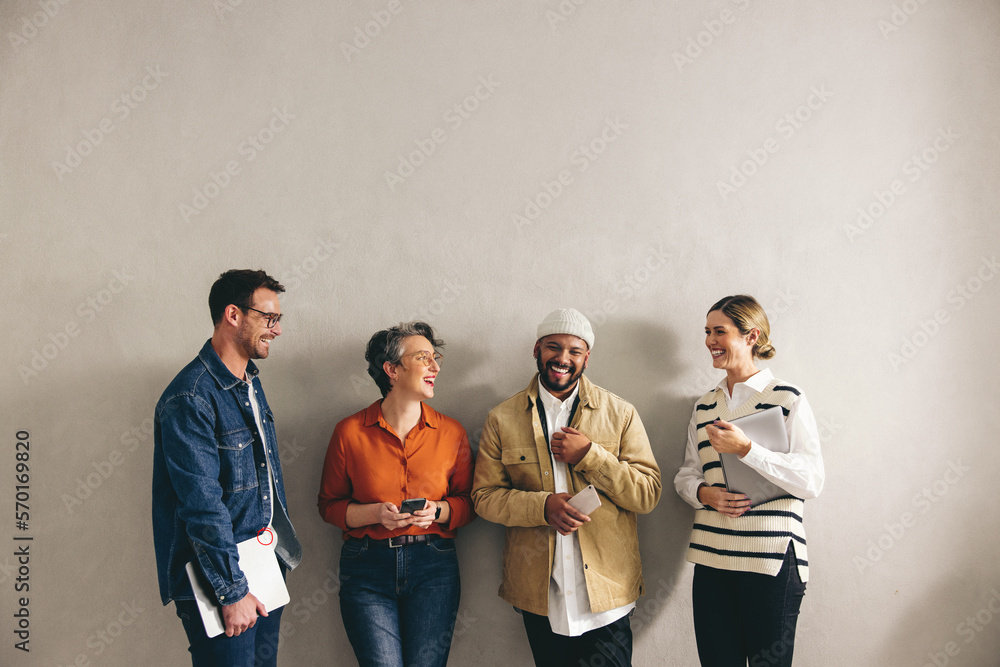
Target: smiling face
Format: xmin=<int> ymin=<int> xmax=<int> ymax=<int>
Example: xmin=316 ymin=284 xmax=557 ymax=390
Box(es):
xmin=705 ymin=309 xmax=757 ymax=378
xmin=236 ymin=288 xmax=281 ymax=360
xmin=534 ymin=334 xmax=589 ymax=400
xmin=386 ymin=335 xmax=440 ymax=401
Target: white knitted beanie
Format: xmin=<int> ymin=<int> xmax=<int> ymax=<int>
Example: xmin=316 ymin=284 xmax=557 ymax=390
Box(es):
xmin=536 ymin=308 xmax=594 ymax=349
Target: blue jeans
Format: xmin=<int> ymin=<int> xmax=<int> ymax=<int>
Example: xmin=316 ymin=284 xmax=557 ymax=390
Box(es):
xmin=339 ymin=537 xmax=461 ymax=667
xmin=174 ymin=599 xmax=283 ymax=667
xmin=692 ymin=546 xmax=806 ymax=667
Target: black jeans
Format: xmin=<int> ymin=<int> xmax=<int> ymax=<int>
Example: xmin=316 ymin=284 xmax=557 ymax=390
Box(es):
xmin=692 ymin=546 xmax=806 ymax=667
xmin=521 ymin=609 xmax=633 ymax=667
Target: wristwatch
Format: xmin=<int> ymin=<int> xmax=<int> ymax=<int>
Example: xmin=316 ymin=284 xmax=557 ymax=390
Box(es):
xmin=434 ymin=505 xmax=442 ymax=521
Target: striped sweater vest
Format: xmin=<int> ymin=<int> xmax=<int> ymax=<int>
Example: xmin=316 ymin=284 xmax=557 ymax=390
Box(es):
xmin=686 ymin=378 xmax=810 ymax=582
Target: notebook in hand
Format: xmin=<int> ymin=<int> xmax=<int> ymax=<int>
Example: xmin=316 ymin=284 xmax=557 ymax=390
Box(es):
xmin=185 ymin=536 xmax=289 ymax=638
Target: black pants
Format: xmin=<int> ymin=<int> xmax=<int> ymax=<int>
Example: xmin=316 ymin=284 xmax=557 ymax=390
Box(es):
xmin=521 ymin=609 xmax=632 ymax=667
xmin=692 ymin=547 xmax=806 ymax=667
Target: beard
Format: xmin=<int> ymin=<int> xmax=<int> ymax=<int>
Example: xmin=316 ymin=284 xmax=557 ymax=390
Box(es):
xmin=237 ymin=322 xmax=270 ymax=360
xmin=535 ymin=355 xmax=583 ymax=396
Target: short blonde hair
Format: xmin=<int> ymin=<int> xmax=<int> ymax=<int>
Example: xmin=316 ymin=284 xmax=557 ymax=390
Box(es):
xmin=708 ymin=295 xmax=775 ymax=360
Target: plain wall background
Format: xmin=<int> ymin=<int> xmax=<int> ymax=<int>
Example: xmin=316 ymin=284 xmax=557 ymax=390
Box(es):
xmin=3 ymin=1 xmax=999 ymax=665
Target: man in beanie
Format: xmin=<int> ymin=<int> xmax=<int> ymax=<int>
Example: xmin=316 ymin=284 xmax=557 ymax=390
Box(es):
xmin=472 ymin=308 xmax=661 ymax=667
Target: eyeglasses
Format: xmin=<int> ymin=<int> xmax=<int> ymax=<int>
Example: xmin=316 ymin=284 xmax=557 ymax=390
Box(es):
xmin=399 ymin=351 xmax=443 ymax=367
xmin=244 ymin=307 xmax=283 ymax=328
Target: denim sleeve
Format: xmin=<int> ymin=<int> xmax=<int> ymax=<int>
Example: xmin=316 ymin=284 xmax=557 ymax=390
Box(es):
xmin=159 ymin=394 xmax=248 ymax=605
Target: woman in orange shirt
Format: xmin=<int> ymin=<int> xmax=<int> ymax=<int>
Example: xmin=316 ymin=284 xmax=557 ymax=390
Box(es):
xmin=318 ymin=321 xmax=475 ymax=667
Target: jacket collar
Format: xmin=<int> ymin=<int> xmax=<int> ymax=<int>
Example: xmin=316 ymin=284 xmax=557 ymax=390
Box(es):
xmin=198 ymin=338 xmax=257 ymax=390
xmin=363 ymin=399 xmax=440 ymax=430
xmin=524 ymin=373 xmax=598 ymax=411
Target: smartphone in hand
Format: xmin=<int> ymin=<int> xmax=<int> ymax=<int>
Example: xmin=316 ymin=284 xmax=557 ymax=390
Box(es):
xmin=399 ymin=498 xmax=427 ymax=514
xmin=567 ymin=485 xmax=601 ymax=515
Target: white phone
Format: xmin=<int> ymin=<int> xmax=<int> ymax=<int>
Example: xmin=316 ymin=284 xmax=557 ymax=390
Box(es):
xmin=567 ymin=484 xmax=601 ymax=515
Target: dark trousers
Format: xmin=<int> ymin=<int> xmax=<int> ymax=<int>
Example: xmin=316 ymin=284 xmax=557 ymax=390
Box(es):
xmin=692 ymin=546 xmax=806 ymax=667
xmin=174 ymin=600 xmax=283 ymax=667
xmin=521 ymin=609 xmax=633 ymax=667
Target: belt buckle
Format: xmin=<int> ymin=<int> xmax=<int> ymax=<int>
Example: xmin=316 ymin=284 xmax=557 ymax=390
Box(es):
xmin=388 ymin=536 xmax=403 ymax=548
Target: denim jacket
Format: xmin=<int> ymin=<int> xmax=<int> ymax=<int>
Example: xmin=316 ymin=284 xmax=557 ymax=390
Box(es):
xmin=152 ymin=339 xmax=302 ymax=606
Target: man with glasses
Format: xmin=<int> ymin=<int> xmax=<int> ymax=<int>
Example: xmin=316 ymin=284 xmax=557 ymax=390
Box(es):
xmin=472 ymin=308 xmax=661 ymax=667
xmin=153 ymin=269 xmax=302 ymax=666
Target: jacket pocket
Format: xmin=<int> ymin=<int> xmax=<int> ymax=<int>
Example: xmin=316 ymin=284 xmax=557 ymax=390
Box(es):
xmin=218 ymin=428 xmax=257 ymax=493
xmin=501 ymin=447 xmax=543 ymax=491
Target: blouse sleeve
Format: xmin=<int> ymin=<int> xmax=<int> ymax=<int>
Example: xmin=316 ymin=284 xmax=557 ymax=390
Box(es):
xmin=739 ymin=392 xmax=825 ymax=499
xmin=673 ymin=402 xmax=708 ymax=509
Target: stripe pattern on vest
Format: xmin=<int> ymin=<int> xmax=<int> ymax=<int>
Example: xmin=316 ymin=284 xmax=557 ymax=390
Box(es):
xmin=686 ymin=378 xmax=810 ymax=582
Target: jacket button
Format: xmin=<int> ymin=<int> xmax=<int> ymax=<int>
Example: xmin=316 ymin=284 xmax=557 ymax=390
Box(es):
xmin=544 ymin=471 xmax=549 ymax=476
xmin=260 ymin=463 xmax=266 ymax=468
xmin=520 ymin=456 xmax=526 ymax=461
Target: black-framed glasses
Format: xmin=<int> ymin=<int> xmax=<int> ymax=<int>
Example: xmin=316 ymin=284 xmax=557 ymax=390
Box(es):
xmin=244 ymin=306 xmax=282 ymax=328
xmin=400 ymin=351 xmax=443 ymax=367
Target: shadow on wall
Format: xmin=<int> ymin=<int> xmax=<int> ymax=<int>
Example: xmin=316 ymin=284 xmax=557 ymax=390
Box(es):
xmin=586 ymin=316 xmax=704 ymax=639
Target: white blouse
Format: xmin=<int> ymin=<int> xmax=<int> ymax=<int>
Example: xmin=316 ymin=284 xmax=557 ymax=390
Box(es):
xmin=674 ymin=368 xmax=825 ymax=508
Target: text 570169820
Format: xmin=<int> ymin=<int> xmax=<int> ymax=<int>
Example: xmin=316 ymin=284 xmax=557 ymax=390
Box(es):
xmin=13 ymin=430 xmax=31 ymax=653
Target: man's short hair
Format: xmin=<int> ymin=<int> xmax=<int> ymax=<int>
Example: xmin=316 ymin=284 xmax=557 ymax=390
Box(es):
xmin=208 ymin=269 xmax=285 ymax=326
xmin=365 ymin=321 xmax=444 ymax=398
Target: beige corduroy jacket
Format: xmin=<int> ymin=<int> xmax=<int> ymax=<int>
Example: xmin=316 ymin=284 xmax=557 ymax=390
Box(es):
xmin=472 ymin=374 xmax=661 ymax=616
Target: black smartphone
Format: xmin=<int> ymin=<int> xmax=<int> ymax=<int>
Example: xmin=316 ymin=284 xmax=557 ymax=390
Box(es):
xmin=399 ymin=498 xmax=427 ymax=514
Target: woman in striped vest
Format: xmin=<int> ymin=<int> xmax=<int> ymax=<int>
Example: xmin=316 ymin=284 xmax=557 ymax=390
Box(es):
xmin=674 ymin=295 xmax=825 ymax=667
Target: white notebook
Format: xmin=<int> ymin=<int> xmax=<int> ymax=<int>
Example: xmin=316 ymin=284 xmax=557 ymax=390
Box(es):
xmin=185 ymin=536 xmax=289 ymax=638
xmin=718 ymin=406 xmax=791 ymax=507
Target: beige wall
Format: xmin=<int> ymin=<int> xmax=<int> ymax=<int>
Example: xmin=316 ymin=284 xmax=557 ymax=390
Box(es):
xmin=3 ymin=1 xmax=999 ymax=664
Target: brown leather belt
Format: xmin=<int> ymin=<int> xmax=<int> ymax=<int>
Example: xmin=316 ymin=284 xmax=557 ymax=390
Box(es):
xmin=349 ymin=534 xmax=439 ymax=549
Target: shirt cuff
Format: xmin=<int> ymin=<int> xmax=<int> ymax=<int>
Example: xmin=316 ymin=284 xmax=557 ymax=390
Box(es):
xmin=741 ymin=441 xmax=766 ymax=467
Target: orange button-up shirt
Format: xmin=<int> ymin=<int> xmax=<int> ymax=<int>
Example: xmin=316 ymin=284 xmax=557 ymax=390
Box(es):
xmin=318 ymin=400 xmax=475 ymax=540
